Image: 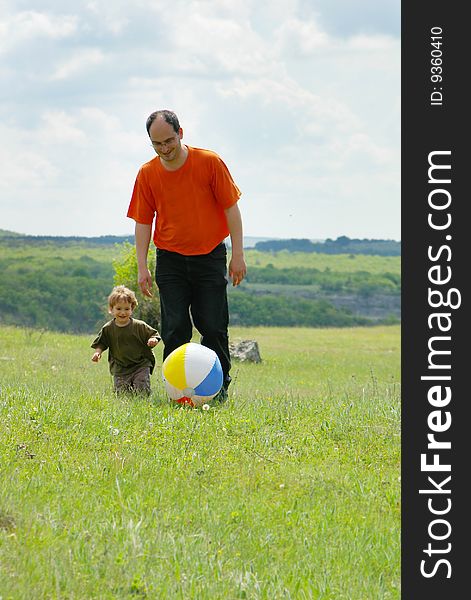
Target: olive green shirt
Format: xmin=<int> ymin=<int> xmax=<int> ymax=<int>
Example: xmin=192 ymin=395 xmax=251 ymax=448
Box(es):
xmin=91 ymin=318 xmax=160 ymax=375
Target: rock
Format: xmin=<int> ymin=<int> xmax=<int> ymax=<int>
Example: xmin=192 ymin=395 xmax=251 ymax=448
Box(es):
xmin=229 ymin=340 xmax=262 ymax=363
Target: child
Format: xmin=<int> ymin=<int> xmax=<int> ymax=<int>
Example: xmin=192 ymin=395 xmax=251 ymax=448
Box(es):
xmin=91 ymin=285 xmax=161 ymax=395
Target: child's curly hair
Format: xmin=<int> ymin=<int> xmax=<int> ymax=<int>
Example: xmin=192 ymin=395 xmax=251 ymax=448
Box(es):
xmin=108 ymin=285 xmax=139 ymax=310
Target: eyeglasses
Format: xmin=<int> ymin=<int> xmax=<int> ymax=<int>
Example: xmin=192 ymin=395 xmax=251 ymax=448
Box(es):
xmin=149 ymin=135 xmax=178 ymax=150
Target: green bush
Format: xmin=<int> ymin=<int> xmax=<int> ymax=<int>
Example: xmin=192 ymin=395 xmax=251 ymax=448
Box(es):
xmin=112 ymin=242 xmax=161 ymax=330
xmin=229 ymin=291 xmax=370 ymax=327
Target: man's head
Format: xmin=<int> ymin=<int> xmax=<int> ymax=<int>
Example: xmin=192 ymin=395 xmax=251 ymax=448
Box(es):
xmin=146 ymin=110 xmax=180 ymax=135
xmin=146 ymin=110 xmax=184 ymax=163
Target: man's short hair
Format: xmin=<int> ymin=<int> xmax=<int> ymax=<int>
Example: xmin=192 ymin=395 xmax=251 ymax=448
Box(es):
xmin=146 ymin=110 xmax=180 ymax=135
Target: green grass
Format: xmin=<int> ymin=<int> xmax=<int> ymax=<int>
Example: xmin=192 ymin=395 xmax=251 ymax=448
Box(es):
xmin=245 ymin=250 xmax=400 ymax=275
xmin=0 ymin=325 xmax=400 ymax=599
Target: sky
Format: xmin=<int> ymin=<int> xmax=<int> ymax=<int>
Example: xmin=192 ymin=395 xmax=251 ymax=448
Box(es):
xmin=0 ymin=0 xmax=400 ymax=241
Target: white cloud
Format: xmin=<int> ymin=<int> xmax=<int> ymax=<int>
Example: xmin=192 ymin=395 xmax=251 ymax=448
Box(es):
xmin=50 ymin=48 xmax=106 ymax=80
xmin=167 ymin=13 xmax=273 ymax=78
xmin=275 ymin=18 xmax=329 ymax=56
xmin=84 ymin=1 xmax=130 ymax=34
xmin=0 ymin=10 xmax=78 ymax=54
xmin=0 ymin=146 xmax=59 ymax=190
xmin=37 ymin=111 xmax=87 ymax=144
xmin=217 ymin=74 xmax=362 ymax=144
xmin=347 ymin=33 xmax=397 ymax=50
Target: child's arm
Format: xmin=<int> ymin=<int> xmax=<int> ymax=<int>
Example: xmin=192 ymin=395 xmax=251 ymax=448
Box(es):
xmin=92 ymin=346 xmax=105 ymax=362
xmin=147 ymin=336 xmax=160 ymax=348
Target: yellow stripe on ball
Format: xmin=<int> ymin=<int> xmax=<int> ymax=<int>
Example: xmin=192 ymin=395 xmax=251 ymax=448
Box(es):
xmin=162 ymin=343 xmax=188 ymax=390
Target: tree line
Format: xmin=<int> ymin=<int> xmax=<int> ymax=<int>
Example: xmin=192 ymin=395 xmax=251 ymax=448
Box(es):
xmin=254 ymin=236 xmax=401 ymax=256
xmin=245 ymin=264 xmax=400 ymax=294
xmin=0 ymin=231 xmax=400 ymax=255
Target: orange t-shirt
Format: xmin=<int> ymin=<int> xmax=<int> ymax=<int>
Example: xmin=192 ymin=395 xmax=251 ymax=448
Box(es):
xmin=127 ymin=146 xmax=241 ymax=255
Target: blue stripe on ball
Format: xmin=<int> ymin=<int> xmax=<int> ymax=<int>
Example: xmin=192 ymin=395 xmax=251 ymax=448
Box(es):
xmin=193 ymin=357 xmax=223 ymax=396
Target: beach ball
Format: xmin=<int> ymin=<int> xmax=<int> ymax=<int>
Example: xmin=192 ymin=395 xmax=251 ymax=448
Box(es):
xmin=162 ymin=343 xmax=223 ymax=407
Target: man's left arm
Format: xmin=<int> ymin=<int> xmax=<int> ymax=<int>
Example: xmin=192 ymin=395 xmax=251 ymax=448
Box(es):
xmin=224 ymin=203 xmax=247 ymax=286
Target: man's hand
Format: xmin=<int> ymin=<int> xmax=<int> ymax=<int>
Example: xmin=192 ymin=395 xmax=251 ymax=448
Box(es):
xmin=138 ymin=267 xmax=154 ymax=297
xmin=228 ymin=254 xmax=247 ymax=286
xmin=91 ymin=351 xmax=102 ymax=362
xmin=224 ymin=204 xmax=246 ymax=286
xmin=135 ymin=222 xmax=153 ymax=297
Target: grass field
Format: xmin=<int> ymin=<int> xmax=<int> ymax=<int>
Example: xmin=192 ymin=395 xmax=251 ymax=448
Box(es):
xmin=0 ymin=241 xmax=400 ymax=276
xmin=0 ymin=325 xmax=400 ymax=599
xmin=246 ymin=250 xmax=400 ymax=275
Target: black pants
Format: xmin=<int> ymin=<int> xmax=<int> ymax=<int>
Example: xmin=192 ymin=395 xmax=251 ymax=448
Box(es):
xmin=155 ymin=243 xmax=231 ymax=388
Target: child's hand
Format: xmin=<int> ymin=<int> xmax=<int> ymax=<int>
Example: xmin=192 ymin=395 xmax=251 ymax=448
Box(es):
xmin=92 ymin=351 xmax=102 ymax=362
xmin=147 ymin=337 xmax=160 ymax=348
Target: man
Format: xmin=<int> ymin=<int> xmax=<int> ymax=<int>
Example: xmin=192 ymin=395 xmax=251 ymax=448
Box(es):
xmin=127 ymin=109 xmax=246 ymax=402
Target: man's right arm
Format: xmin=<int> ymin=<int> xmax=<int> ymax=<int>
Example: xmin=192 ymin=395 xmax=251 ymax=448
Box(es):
xmin=135 ymin=222 xmax=153 ymax=297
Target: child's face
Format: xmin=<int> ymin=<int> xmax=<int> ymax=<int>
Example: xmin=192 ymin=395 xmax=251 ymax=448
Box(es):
xmin=109 ymin=301 xmax=133 ymax=326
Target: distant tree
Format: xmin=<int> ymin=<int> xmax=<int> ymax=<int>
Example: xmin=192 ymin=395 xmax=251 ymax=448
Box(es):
xmin=254 ymin=238 xmax=316 ymax=252
xmin=254 ymin=236 xmax=401 ymax=256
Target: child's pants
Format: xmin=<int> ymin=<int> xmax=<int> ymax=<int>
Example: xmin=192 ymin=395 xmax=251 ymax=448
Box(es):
xmin=113 ymin=366 xmax=151 ymax=395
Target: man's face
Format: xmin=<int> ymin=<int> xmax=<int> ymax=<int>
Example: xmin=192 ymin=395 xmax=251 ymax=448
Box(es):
xmin=149 ymin=118 xmax=183 ymax=162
